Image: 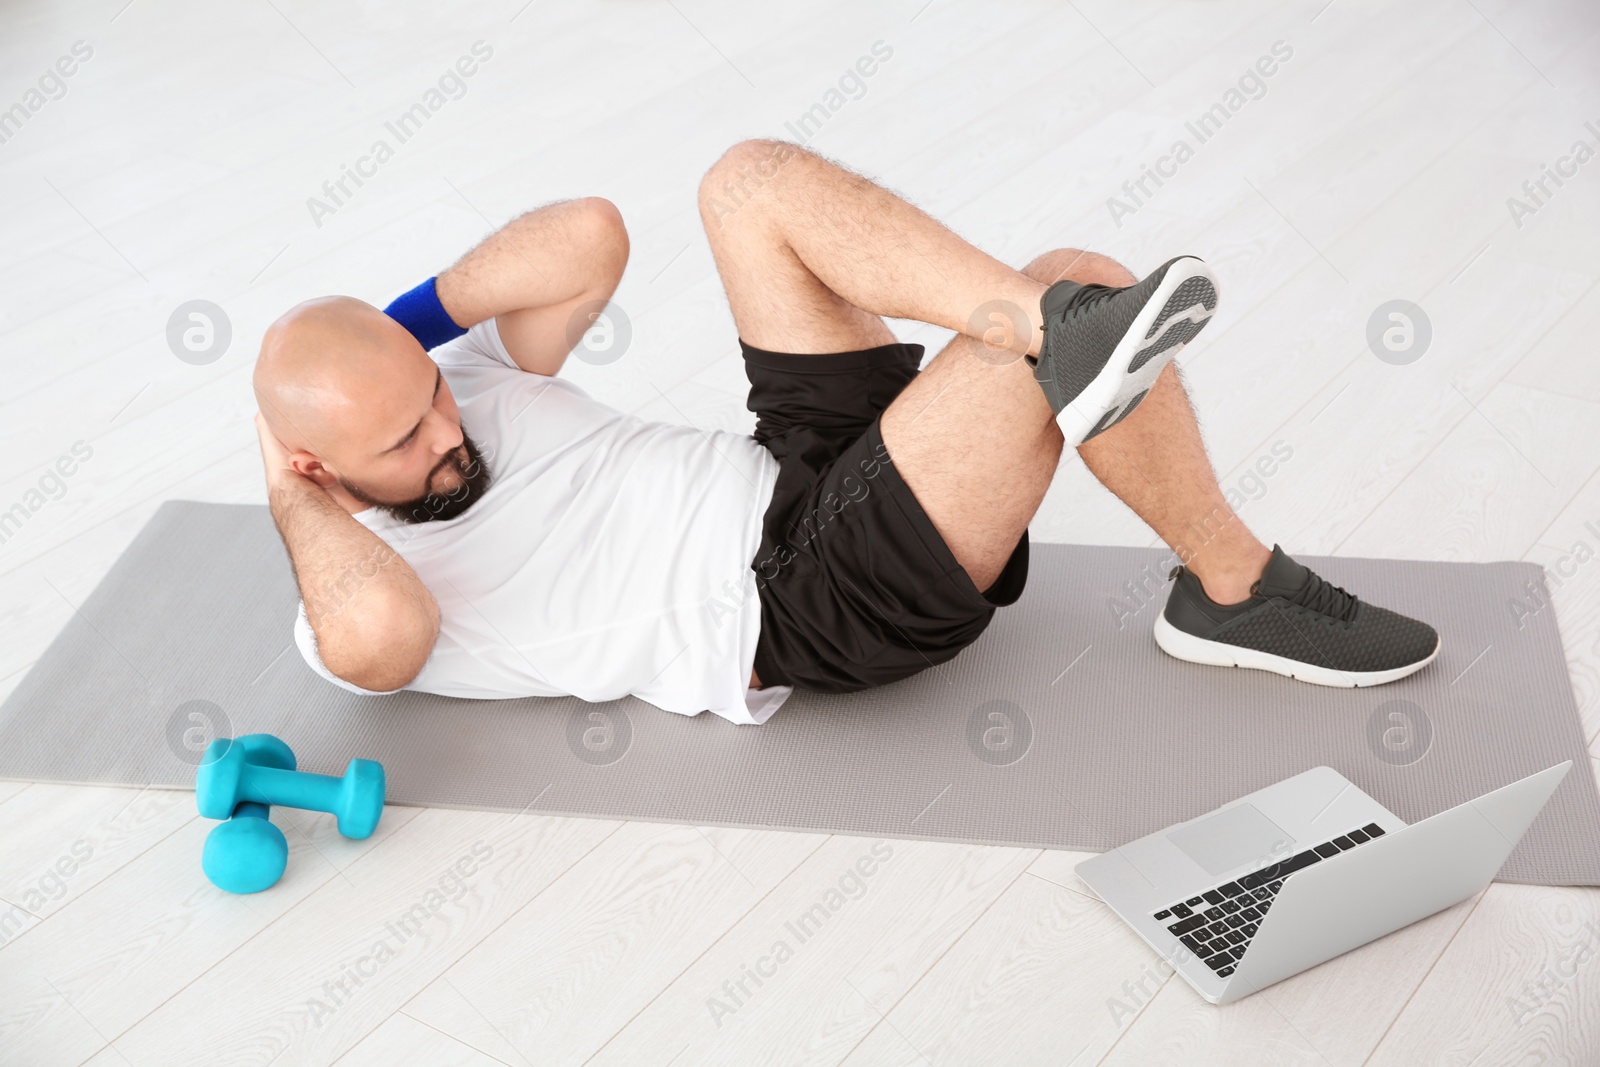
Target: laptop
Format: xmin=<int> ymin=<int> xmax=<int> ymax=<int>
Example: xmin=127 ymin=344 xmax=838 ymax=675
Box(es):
xmin=1075 ymin=760 xmax=1573 ymax=1004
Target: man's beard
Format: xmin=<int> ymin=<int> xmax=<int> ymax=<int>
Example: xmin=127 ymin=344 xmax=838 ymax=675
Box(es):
xmin=341 ymin=430 xmax=494 ymax=525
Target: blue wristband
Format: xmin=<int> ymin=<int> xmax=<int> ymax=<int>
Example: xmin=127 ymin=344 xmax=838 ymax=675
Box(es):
xmin=382 ymin=276 xmax=467 ymax=350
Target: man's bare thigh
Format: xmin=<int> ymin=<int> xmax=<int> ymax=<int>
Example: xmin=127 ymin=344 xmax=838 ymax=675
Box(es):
xmin=697 ymin=140 xmax=897 ymax=354
xmin=880 ymin=248 xmax=1136 ymax=591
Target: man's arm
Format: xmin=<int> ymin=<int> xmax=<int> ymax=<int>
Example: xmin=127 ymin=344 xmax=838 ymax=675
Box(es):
xmin=433 ymin=196 xmax=629 ymax=377
xmin=256 ymin=414 xmax=439 ymax=692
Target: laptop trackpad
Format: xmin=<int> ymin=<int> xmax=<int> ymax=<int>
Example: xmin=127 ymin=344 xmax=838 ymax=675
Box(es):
xmin=1167 ymin=802 xmax=1293 ymax=877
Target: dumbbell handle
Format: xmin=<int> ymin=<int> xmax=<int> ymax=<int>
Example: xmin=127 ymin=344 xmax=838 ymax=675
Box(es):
xmin=237 ymin=764 xmax=347 ymax=813
xmin=233 ymin=800 xmax=271 ymax=820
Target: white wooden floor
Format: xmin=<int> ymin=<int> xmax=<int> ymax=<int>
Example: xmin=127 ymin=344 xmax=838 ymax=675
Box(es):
xmin=3 ymin=0 xmax=1599 ymax=1063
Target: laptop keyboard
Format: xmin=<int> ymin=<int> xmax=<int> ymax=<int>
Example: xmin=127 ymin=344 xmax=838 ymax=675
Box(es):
xmin=1149 ymin=823 xmax=1387 ymax=978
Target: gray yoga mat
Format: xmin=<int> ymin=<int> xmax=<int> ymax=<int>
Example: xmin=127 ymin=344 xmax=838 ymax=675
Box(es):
xmin=2 ymin=500 xmax=1597 ymax=886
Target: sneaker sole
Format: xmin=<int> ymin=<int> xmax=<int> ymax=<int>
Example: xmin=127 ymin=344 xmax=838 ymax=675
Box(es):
xmin=1152 ymin=612 xmax=1442 ymax=688
xmin=1057 ymin=258 xmax=1218 ymax=446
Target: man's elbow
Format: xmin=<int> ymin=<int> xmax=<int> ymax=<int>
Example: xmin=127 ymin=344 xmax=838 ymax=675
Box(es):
xmin=329 ymin=652 xmax=427 ymax=695
xmin=317 ymin=593 xmax=439 ymax=692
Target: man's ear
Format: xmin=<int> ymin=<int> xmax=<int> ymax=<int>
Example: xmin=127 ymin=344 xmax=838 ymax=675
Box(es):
xmin=291 ymin=452 xmax=340 ymax=489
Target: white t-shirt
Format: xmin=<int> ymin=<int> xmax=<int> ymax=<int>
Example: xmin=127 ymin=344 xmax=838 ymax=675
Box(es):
xmin=292 ymin=317 xmax=793 ymax=725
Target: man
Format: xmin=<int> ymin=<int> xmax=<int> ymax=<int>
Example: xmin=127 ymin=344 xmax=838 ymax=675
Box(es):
xmin=253 ymin=139 xmax=1439 ymax=726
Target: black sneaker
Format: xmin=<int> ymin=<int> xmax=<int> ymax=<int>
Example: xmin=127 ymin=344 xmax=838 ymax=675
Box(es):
xmin=1029 ymin=256 xmax=1218 ymax=445
xmin=1153 ymin=545 xmax=1441 ymax=687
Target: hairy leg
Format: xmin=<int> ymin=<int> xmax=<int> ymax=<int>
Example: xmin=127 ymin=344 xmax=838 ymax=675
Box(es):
xmin=698 ymin=139 xmax=1269 ymax=606
xmin=1077 ymin=358 xmax=1273 ymax=605
xmin=882 ymin=247 xmax=1268 ymax=600
xmin=699 ymin=138 xmax=1048 ymax=356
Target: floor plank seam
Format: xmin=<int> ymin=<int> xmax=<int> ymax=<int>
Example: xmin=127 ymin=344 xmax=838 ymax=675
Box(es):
xmin=4 ymin=805 xmax=202 ymax=958
xmin=1522 ymin=462 xmax=1600 ymax=558
xmin=832 ymin=851 xmax=1045 ymax=1067
xmin=1093 ymin=965 xmax=1179 ymax=1067
xmin=1329 ymin=401 xmax=1478 ymax=556
xmin=0 ymin=434 xmax=261 ymax=584
xmin=576 ymin=831 xmax=835 ymax=1066
xmin=1357 ymin=885 xmax=1491 ymax=1066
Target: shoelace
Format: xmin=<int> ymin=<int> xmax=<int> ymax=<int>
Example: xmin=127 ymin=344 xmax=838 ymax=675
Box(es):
xmin=1258 ymin=570 xmax=1361 ymax=623
xmin=1049 ymin=281 xmax=1120 ymax=325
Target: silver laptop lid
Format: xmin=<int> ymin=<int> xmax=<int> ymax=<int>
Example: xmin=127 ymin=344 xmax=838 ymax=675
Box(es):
xmin=1221 ymin=761 xmax=1572 ymax=1004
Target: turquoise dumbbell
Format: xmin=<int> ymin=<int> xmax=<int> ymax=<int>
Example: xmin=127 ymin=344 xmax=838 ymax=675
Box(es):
xmin=200 ymin=735 xmax=294 ymax=894
xmin=197 ymin=733 xmax=385 ymax=840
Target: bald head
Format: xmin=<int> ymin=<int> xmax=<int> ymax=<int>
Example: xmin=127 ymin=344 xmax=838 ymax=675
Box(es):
xmin=254 ymin=296 xmax=422 ymax=453
xmin=253 ymin=296 xmax=481 ymax=522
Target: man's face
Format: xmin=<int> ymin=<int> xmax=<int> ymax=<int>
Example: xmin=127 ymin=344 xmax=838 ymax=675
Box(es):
xmin=329 ymin=360 xmax=493 ymax=524
xmin=341 ymin=422 xmax=493 ymax=524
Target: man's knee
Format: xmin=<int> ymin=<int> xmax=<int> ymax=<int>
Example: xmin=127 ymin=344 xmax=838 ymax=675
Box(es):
xmin=697 ymin=139 xmax=804 ymax=226
xmin=1021 ymin=247 xmax=1137 ymax=289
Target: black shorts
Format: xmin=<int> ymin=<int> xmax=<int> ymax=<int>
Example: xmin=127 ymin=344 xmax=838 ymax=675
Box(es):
xmin=744 ymin=338 xmax=1029 ymax=694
